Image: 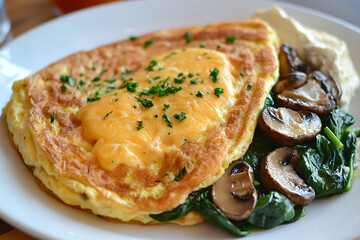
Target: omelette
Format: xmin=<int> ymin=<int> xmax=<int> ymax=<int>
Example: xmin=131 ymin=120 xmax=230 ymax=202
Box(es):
xmin=3 ymin=20 xmax=279 ymax=224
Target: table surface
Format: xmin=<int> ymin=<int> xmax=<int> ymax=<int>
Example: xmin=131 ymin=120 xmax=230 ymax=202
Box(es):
xmin=0 ymin=0 xmax=359 ymax=239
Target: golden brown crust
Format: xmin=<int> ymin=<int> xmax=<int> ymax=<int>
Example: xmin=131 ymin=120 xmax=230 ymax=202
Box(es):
xmin=6 ymin=19 xmax=279 ymax=223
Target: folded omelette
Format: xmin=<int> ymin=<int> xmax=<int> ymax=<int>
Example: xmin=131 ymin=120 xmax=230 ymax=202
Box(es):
xmin=4 ymin=20 xmax=279 ymax=224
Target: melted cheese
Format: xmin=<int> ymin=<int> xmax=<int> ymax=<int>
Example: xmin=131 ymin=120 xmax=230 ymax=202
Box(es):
xmin=78 ymin=48 xmax=239 ymax=171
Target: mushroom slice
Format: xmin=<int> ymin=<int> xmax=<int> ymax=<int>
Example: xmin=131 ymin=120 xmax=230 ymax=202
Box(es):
xmin=273 ymin=71 xmax=307 ymax=94
xmin=279 ymin=43 xmax=311 ymax=76
xmin=260 ymin=146 xmax=315 ymax=206
xmin=276 ymin=71 xmax=342 ymax=115
xmin=259 ymin=107 xmax=322 ymax=146
xmin=212 ymin=161 xmax=257 ymax=221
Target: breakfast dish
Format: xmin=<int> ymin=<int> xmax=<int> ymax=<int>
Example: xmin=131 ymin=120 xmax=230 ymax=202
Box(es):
xmin=1 ymin=1 xmax=359 ymax=239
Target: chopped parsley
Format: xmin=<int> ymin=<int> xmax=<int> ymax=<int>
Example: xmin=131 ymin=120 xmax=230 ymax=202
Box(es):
xmin=100 ymin=69 xmax=108 ymax=75
xmin=87 ymin=91 xmax=101 ymax=103
xmin=135 ymin=97 xmax=154 ymax=108
xmin=174 ymin=76 xmax=185 ymax=84
xmin=247 ymin=84 xmax=252 ymax=90
xmin=174 ymin=167 xmax=187 ymax=181
xmin=173 ymin=112 xmax=186 ymax=122
xmin=226 ymin=36 xmax=236 ymax=43
xmin=136 ymin=121 xmax=144 ymax=131
xmin=240 ymin=72 xmax=245 ymax=77
xmin=60 ymin=84 xmax=67 ymax=92
xmin=129 ymin=36 xmax=138 ymax=41
xmin=92 ymin=77 xmax=101 ymax=82
xmin=164 ymin=51 xmax=177 ymax=60
xmin=209 ymin=68 xmax=220 ymax=83
xmin=126 ymin=82 xmax=139 ymax=92
xmin=216 ymin=45 xmax=221 ymax=49
xmin=184 ymin=32 xmax=192 ymax=43
xmin=50 ymin=114 xmax=56 ymax=123
xmin=188 ymin=73 xmax=194 ymax=78
xmin=145 ymin=60 xmax=158 ymax=72
xmin=144 ymin=39 xmax=155 ymax=48
xmin=190 ymin=78 xmax=199 ymax=85
xmin=60 ymin=75 xmax=76 ymax=87
xmin=162 ymin=113 xmax=172 ymax=128
xmin=214 ymin=87 xmax=224 ymax=98
xmin=105 ymin=78 xmax=116 ymax=83
xmin=154 ymin=114 xmax=159 ymax=118
xmin=196 ymin=91 xmax=204 ymax=98
xmin=162 ymin=104 xmax=170 ymax=111
xmin=199 ymin=44 xmax=205 ymax=48
xmin=104 ymin=111 xmax=113 ymax=120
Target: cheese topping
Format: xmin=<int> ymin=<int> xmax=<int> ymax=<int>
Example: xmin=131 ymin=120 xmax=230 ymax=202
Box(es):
xmin=78 ymin=48 xmax=239 ymax=171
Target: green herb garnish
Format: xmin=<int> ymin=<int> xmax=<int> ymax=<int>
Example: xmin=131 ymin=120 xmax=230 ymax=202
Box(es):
xmin=145 ymin=60 xmax=158 ymax=72
xmin=60 ymin=84 xmax=67 ymax=92
xmin=129 ymin=36 xmax=138 ymax=41
xmin=190 ymin=78 xmax=199 ymax=85
xmin=209 ymin=68 xmax=219 ymax=83
xmin=126 ymin=82 xmax=139 ymax=92
xmin=104 ymin=111 xmax=113 ymax=120
xmin=144 ymin=39 xmax=155 ymax=47
xmin=174 ymin=76 xmax=185 ymax=84
xmin=226 ymin=36 xmax=236 ymax=43
xmin=174 ymin=167 xmax=187 ymax=181
xmin=60 ymin=75 xmax=76 ymax=87
xmin=135 ymin=97 xmax=154 ymax=108
xmin=136 ymin=121 xmax=144 ymax=130
xmin=196 ymin=91 xmax=204 ymax=98
xmin=214 ymin=88 xmax=224 ymax=98
xmin=162 ymin=113 xmax=172 ymax=128
xmin=162 ymin=104 xmax=170 ymax=111
xmin=50 ymin=114 xmax=56 ymax=123
xmin=173 ymin=112 xmax=186 ymax=122
xmin=184 ymin=32 xmax=192 ymax=43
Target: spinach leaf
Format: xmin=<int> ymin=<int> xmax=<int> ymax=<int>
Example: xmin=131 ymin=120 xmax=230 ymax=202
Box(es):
xmin=150 ymin=197 xmax=194 ymax=222
xmin=296 ymin=108 xmax=357 ymax=197
xmin=264 ymin=92 xmax=275 ymax=108
xmin=247 ymin=191 xmax=295 ymax=229
xmin=284 ymin=205 xmax=306 ymax=224
xmin=194 ymin=198 xmax=252 ymax=236
xmin=150 ymin=188 xmax=252 ymax=237
xmin=322 ymin=107 xmax=354 ymax=140
xmin=240 ymin=130 xmax=275 ymax=180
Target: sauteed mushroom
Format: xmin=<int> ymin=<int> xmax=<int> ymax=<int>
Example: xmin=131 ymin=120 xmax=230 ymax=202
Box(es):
xmin=259 ymin=107 xmax=322 ymax=146
xmin=260 ymin=147 xmax=315 ymax=206
xmin=273 ymin=71 xmax=307 ymax=94
xmin=279 ymin=43 xmax=311 ymax=76
xmin=212 ymin=161 xmax=257 ymax=221
xmin=276 ymin=71 xmax=342 ymax=115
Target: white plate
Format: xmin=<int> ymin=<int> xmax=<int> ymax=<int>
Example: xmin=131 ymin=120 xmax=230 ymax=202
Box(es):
xmin=1 ymin=0 xmax=359 ymax=239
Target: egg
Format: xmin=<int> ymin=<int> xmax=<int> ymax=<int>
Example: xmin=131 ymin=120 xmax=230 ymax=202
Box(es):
xmin=3 ymin=19 xmax=279 ymax=224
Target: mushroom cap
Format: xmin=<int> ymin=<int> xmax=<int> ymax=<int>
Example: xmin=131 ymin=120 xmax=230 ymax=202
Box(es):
xmin=258 ymin=107 xmax=322 ymax=146
xmin=273 ymin=71 xmax=307 ymax=94
xmin=260 ymin=146 xmax=315 ymax=206
xmin=279 ymin=43 xmax=311 ymax=76
xmin=212 ymin=161 xmax=257 ymax=221
xmin=276 ymin=71 xmax=342 ymax=115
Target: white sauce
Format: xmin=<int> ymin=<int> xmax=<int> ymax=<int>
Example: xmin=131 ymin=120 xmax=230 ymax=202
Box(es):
xmin=253 ymin=7 xmax=360 ymax=108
